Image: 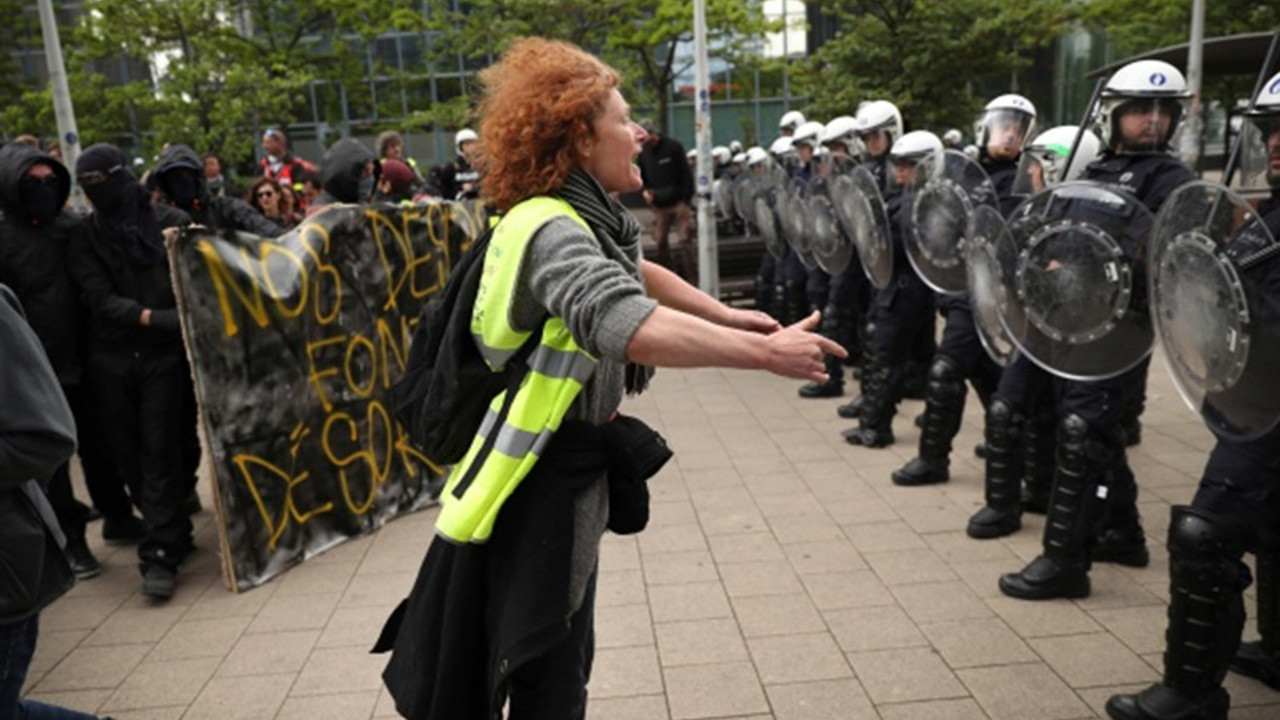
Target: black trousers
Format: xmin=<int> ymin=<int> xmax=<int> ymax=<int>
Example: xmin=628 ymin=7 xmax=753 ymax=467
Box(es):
xmin=87 ymin=348 xmax=194 ymax=568
xmin=936 ymin=298 xmax=1001 ymax=399
xmin=868 ymin=272 xmax=935 ymax=393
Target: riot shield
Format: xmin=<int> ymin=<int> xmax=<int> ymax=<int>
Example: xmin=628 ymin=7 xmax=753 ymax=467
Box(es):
xmin=713 ymin=176 xmax=735 ymax=222
xmin=1150 ymin=181 xmax=1280 ymax=440
xmin=999 ymin=181 xmax=1155 ymax=380
xmin=753 ymin=189 xmax=787 ymax=259
xmin=781 ymin=177 xmax=818 ymax=269
xmin=829 ymin=164 xmax=893 ymax=289
xmin=964 ymin=204 xmax=1018 ymax=365
xmin=904 ymin=150 xmax=999 ymax=293
xmin=732 ymin=173 xmax=757 ymax=227
xmin=810 ymin=155 xmax=858 ymax=275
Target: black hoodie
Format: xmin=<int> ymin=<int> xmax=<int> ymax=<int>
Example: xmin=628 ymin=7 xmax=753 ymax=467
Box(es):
xmin=0 ymin=143 xmax=89 ymax=385
xmin=311 ymin=138 xmax=376 ymax=210
xmin=153 ymin=144 xmax=283 ymax=237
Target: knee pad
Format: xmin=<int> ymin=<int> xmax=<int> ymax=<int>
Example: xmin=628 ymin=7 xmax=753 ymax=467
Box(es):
xmin=1169 ymin=505 xmax=1245 ymax=566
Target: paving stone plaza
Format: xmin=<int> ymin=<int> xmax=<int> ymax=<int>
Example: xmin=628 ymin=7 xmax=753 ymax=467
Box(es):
xmin=23 ymin=356 xmax=1280 ymax=719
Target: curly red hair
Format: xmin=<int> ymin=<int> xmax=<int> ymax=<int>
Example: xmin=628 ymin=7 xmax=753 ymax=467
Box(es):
xmin=476 ymin=38 xmax=620 ymax=212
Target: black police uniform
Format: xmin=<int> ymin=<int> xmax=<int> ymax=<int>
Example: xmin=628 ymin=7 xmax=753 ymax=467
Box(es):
xmin=845 ymin=159 xmax=937 ymax=448
xmin=1106 ymin=191 xmax=1280 ymax=720
xmin=999 ymin=151 xmax=1194 ymax=600
xmin=891 ymin=155 xmax=1014 ymax=485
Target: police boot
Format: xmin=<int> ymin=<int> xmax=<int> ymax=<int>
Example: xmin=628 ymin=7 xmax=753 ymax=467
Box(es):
xmin=1230 ymin=545 xmax=1280 ymax=689
xmin=1105 ymin=507 xmax=1245 ymax=720
xmin=999 ymin=414 xmax=1100 ymax=600
xmin=893 ymin=356 xmax=964 ymax=486
xmin=967 ymin=397 xmax=1025 ymax=539
xmin=845 ymin=361 xmax=894 ymax=448
xmin=1021 ymin=407 xmax=1056 ymax=515
xmin=1094 ymin=507 xmax=1151 ymax=568
xmin=837 ymin=395 xmax=863 ymax=419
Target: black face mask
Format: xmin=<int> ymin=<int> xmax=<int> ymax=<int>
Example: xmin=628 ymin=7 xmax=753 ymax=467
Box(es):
xmin=164 ymin=169 xmax=201 ymax=208
xmin=83 ymin=180 xmax=131 ymax=214
xmin=18 ymin=175 xmax=61 ymax=225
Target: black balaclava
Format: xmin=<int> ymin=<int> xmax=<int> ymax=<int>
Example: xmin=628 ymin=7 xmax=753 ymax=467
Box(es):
xmin=153 ymin=144 xmax=207 ymax=211
xmin=77 ymin=144 xmax=165 ymax=266
xmin=0 ymin=143 xmax=71 ymax=226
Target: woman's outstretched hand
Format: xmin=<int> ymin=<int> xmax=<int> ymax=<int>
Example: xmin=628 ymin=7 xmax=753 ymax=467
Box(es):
xmin=763 ymin=311 xmax=847 ymax=382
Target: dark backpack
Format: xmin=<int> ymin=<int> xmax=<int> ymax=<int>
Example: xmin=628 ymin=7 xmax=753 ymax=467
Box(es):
xmin=393 ymin=228 xmax=542 ymax=465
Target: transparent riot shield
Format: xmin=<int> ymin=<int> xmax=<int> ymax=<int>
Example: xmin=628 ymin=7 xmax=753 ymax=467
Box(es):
xmin=781 ymin=177 xmax=818 ymax=269
xmin=810 ymin=155 xmax=858 ymax=275
xmin=732 ymin=173 xmax=757 ymax=229
xmin=747 ymin=162 xmax=788 ymax=259
xmin=1150 ymin=181 xmax=1280 ymax=440
xmin=904 ymin=149 xmax=999 ymax=293
xmin=964 ymin=204 xmax=1018 ymax=365
xmin=829 ymin=164 xmax=893 ymax=289
xmin=999 ymin=181 xmax=1155 ymax=380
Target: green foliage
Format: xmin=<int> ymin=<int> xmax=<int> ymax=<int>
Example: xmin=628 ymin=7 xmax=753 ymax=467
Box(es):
xmin=796 ymin=0 xmax=1075 ymax=132
xmin=1081 ymin=0 xmax=1280 ymax=60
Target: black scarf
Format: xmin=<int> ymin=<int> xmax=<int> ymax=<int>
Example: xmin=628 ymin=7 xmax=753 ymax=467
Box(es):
xmin=556 ymin=168 xmax=651 ymax=394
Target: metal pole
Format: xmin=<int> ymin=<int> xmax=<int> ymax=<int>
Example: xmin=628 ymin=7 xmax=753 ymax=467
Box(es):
xmin=37 ymin=0 xmax=84 ymax=203
xmin=693 ymin=0 xmax=718 ymax=297
xmin=1180 ymin=0 xmax=1205 ymax=169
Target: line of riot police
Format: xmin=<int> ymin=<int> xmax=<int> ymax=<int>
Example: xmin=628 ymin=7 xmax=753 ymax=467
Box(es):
xmin=723 ymin=53 xmax=1280 ymax=720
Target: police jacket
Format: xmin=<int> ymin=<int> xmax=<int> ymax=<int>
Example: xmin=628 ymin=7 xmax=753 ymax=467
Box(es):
xmin=429 ymin=156 xmax=480 ymax=201
xmin=0 ymin=286 xmax=76 ymax=626
xmin=1084 ymin=152 xmax=1194 ymax=214
xmin=0 ymin=144 xmax=89 ymax=385
xmin=153 ymin=145 xmax=282 ymax=238
xmin=638 ymin=135 xmax=694 ymax=208
xmin=68 ymin=199 xmax=190 ymax=355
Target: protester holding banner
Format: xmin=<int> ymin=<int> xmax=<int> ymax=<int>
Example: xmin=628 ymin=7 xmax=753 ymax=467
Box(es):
xmin=69 ymin=144 xmax=197 ymax=601
xmin=153 ymin=144 xmax=283 ymax=238
xmin=377 ymin=37 xmax=842 ymax=720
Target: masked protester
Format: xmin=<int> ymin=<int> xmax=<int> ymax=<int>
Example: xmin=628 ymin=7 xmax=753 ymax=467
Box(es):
xmin=0 ymin=142 xmax=139 ymax=581
xmin=153 ymin=144 xmax=282 ymax=237
xmin=308 ymin=138 xmax=377 ymax=213
xmin=67 ymin=144 xmax=197 ymax=601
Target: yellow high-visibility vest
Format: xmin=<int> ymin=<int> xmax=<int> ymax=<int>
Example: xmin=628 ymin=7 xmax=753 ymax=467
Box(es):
xmin=435 ymin=196 xmax=597 ymax=543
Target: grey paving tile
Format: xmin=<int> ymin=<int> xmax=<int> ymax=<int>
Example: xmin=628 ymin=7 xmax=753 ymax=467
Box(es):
xmin=719 ymin=560 xmax=802 ymax=597
xmin=664 ymin=661 xmax=768 ymax=719
xmin=317 ymin=604 xmax=399 ymax=649
xmin=99 ymin=657 xmax=220 ymax=711
xmin=586 ymin=694 xmax=671 ymax=720
xmin=768 ymin=512 xmax=846 ymax=544
xmin=707 ymin=532 xmax=787 ymax=564
xmin=642 ymin=548 xmax=719 ymax=585
xmin=825 ymin=604 xmax=929 ymax=653
xmin=891 ymin=580 xmax=994 ymax=624
xmin=20 ymin=689 xmax=110 ymax=716
xmin=732 ymin=593 xmax=825 ymax=637
xmin=183 ymin=673 xmax=292 ymax=720
xmin=81 ymin=605 xmax=188 ymax=647
xmin=639 ymin=523 xmax=710 ymax=555
xmin=863 ymin=547 xmax=958 ymax=586
xmin=747 ymin=632 xmax=852 ymax=684
xmin=766 ymin=678 xmax=878 ymax=720
xmin=147 ymin=615 xmax=251 ymax=661
xmin=217 ymin=629 xmax=319 ymax=677
xmin=958 ymin=663 xmax=1093 ymax=720
xmin=596 ymin=603 xmax=655 ymax=649
xmin=783 ymin=539 xmax=868 ymax=574
xmin=876 ymin=697 xmax=991 ymax=720
xmin=848 ymin=647 xmax=967 ymax=703
xmin=1087 ymin=604 xmax=1172 ymax=656
xmin=596 ymin=569 xmax=647 ymax=608
xmin=589 ymin=645 xmax=663 ymax=698
xmin=35 ymin=644 xmax=150 ymax=692
xmin=1028 ymin=632 xmax=1159 ymax=688
xmin=276 ymin=691 xmax=379 ymax=720
xmin=293 ymin=645 xmax=388 ymax=695
xmin=647 ymin=581 xmax=733 ymax=622
xmin=655 ymin=617 xmax=749 ymax=666
xmin=985 ymin=595 xmax=1105 ymax=637
xmin=800 ymin=569 xmax=896 ymax=611
xmin=919 ymin=617 xmax=1038 ymax=669
xmin=337 ymin=571 xmax=415 ymax=609
xmin=843 ymin=521 xmax=928 ymax=553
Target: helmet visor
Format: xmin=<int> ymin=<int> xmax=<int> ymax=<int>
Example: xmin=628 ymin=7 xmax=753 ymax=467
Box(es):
xmin=979 ymin=109 xmax=1035 ymax=160
xmin=1109 ymin=97 xmax=1187 ymax=152
xmin=1237 ymin=115 xmax=1280 ymax=191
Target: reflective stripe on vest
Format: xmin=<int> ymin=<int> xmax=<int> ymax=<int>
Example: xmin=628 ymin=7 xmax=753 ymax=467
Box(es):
xmin=435 ymin=196 xmax=596 ymax=543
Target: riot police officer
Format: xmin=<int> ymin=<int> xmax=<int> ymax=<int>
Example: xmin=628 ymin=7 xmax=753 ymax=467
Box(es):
xmin=845 ymin=129 xmax=941 ymax=448
xmin=966 ymin=125 xmax=1103 ymax=537
xmin=1106 ymin=70 xmax=1280 ymax=720
xmin=891 ymin=94 xmax=1035 ymax=486
xmin=999 ymin=59 xmax=1196 ymax=600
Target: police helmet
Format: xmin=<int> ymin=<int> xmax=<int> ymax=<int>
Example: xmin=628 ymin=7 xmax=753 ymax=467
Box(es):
xmin=854 ymin=100 xmax=904 ymax=146
xmin=745 ymin=147 xmax=770 ymax=167
xmin=1095 ymin=60 xmax=1190 ymax=153
xmin=942 ymin=128 xmax=963 ymax=147
xmin=729 ymin=140 xmax=744 ymax=154
xmin=779 ymin=110 xmax=806 ymax=133
xmin=455 ymin=128 xmax=478 ymax=155
xmin=792 ymin=121 xmax=826 ymax=149
xmin=888 ymin=130 xmax=943 ymax=185
xmin=975 ymin=94 xmax=1036 ymax=160
xmin=1026 ymin=125 xmax=1102 ymax=186
xmin=769 ymin=136 xmax=796 ymax=158
xmin=711 ymin=146 xmax=732 ymax=166
xmin=1242 ymin=71 xmax=1280 ymax=186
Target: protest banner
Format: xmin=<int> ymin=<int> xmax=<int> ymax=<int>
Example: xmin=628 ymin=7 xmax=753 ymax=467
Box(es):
xmin=170 ymin=200 xmax=485 ymax=590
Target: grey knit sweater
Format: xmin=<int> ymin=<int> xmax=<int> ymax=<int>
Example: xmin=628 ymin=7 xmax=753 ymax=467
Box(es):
xmin=510 ymin=213 xmax=658 ymax=613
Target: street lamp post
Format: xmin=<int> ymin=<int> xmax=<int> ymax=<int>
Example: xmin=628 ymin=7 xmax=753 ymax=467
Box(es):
xmin=693 ymin=0 xmax=718 ymax=297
